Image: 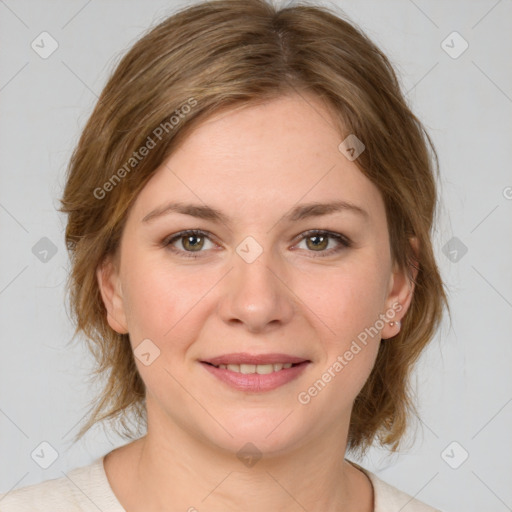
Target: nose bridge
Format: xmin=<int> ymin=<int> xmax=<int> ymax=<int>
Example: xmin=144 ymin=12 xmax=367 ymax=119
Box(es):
xmin=218 ymin=235 xmax=294 ymax=331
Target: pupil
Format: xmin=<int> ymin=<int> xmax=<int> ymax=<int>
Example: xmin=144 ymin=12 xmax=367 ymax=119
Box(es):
xmin=308 ymin=235 xmax=327 ymax=251
xmin=185 ymin=235 xmax=202 ymax=250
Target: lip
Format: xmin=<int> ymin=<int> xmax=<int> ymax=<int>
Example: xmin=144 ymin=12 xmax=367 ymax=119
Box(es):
xmin=201 ymin=352 xmax=309 ymax=366
xmin=200 ymin=354 xmax=311 ymax=392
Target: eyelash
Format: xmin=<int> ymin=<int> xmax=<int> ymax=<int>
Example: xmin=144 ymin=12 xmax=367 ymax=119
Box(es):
xmin=161 ymin=229 xmax=352 ymax=259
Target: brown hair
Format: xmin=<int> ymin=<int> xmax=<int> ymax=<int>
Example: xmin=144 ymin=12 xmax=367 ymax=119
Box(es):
xmin=59 ymin=0 xmax=447 ymax=457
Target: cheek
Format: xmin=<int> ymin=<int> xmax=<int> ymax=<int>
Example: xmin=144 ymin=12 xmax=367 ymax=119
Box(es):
xmin=307 ymin=258 xmax=389 ymax=340
xmin=300 ymin=255 xmax=388 ymax=392
xmin=296 ymin=294 xmax=383 ymax=418
xmin=120 ymin=252 xmax=215 ymax=349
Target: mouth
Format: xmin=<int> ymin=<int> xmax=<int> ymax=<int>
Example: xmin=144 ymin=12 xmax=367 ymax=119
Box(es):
xmin=199 ymin=353 xmax=311 ymax=392
xmin=201 ymin=361 xmax=304 ymax=374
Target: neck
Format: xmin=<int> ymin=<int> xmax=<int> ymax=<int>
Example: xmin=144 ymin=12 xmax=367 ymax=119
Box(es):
xmin=113 ymin=410 xmax=372 ymax=511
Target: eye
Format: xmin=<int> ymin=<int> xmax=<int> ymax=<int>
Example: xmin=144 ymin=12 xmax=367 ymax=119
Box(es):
xmin=163 ymin=229 xmax=217 ymax=258
xmin=162 ymin=229 xmax=352 ymax=259
xmin=293 ymin=229 xmax=351 ymax=257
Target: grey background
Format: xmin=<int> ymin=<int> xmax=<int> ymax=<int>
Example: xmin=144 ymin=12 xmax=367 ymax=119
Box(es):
xmin=1 ymin=1 xmax=511 ymax=511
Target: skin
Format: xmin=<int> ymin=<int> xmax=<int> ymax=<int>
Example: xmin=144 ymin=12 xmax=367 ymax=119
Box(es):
xmin=97 ymin=92 xmax=417 ymax=512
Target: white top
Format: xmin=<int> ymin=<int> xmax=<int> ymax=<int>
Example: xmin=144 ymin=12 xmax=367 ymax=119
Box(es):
xmin=0 ymin=456 xmax=442 ymax=511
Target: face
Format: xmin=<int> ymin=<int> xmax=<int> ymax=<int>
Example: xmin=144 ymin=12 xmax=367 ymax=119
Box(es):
xmin=98 ymin=93 xmax=414 ymax=455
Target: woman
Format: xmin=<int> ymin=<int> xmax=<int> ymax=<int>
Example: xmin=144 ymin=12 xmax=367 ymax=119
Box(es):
xmin=0 ymin=0 xmax=447 ymax=510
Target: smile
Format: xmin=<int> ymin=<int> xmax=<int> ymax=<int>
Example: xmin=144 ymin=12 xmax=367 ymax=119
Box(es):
xmin=207 ymin=362 xmax=295 ymax=373
xmin=200 ymin=358 xmax=310 ymax=392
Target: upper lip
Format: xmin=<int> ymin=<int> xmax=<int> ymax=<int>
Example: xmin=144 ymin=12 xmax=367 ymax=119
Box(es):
xmin=201 ymin=353 xmax=310 ymax=366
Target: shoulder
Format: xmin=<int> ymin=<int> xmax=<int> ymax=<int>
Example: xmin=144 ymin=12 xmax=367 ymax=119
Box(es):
xmin=347 ymin=460 xmax=443 ymax=512
xmin=0 ymin=456 xmax=124 ymax=512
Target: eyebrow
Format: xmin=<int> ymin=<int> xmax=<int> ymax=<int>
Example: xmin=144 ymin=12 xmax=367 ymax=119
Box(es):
xmin=142 ymin=200 xmax=369 ymax=225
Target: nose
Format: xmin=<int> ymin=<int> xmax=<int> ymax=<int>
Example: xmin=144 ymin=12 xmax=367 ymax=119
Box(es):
xmin=217 ymin=244 xmax=295 ymax=333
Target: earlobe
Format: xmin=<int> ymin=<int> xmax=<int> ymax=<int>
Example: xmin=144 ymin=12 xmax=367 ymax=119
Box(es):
xmin=381 ymin=237 xmax=419 ymax=340
xmin=96 ymin=256 xmax=129 ymax=334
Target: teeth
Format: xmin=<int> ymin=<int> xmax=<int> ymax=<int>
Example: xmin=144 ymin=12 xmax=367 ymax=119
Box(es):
xmin=215 ymin=362 xmax=296 ymax=373
xmin=240 ymin=364 xmax=256 ymax=374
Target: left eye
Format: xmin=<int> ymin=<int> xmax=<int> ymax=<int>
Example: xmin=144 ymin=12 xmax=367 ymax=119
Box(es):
xmin=163 ymin=229 xmax=351 ymax=258
xmin=294 ymin=230 xmax=351 ymax=255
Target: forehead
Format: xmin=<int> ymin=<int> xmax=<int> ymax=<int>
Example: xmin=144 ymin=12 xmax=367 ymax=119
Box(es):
xmin=128 ymin=93 xmax=385 ymax=226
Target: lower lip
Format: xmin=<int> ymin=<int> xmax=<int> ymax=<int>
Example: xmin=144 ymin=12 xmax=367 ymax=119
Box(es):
xmin=200 ymin=362 xmax=310 ymax=392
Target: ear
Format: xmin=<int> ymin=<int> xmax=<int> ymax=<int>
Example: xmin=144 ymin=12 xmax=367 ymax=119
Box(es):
xmin=381 ymin=236 xmax=419 ymax=340
xmin=96 ymin=254 xmax=129 ymax=334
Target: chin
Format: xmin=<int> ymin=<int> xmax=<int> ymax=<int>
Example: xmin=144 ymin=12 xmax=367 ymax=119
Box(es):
xmin=201 ymin=410 xmax=309 ymax=458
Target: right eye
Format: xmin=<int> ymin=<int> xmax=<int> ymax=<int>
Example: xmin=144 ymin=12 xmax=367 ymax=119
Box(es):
xmin=162 ymin=229 xmax=218 ymax=258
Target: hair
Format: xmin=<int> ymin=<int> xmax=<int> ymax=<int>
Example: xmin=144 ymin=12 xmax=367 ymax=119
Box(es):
xmin=59 ymin=0 xmax=448 ymax=458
